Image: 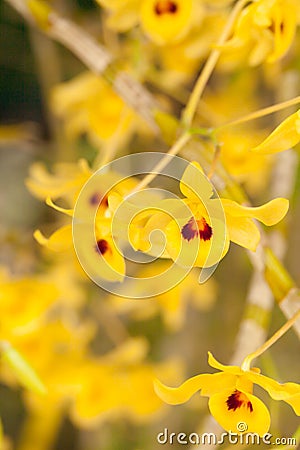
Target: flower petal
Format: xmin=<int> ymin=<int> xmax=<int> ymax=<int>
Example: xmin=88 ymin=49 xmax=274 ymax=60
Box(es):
xmin=73 ymin=223 xmax=125 ymax=283
xmin=154 ymin=372 xmax=230 ymax=405
xmin=46 ymin=197 xmax=74 ymax=217
xmin=208 ymin=352 xmax=242 ymax=375
xmin=222 ymin=198 xmax=289 ymax=226
xmin=252 ymin=109 xmax=300 ymax=154
xmin=225 ymin=215 xmax=260 ymax=251
xmin=34 ymin=225 xmax=73 ymax=252
xmin=180 ymin=161 xmax=213 ymax=202
xmin=209 ymin=388 xmax=271 ymax=436
xmin=246 ymin=371 xmax=300 ymax=415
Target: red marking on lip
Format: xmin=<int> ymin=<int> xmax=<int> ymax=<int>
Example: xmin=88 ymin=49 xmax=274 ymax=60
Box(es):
xmin=96 ymin=239 xmax=110 ymax=255
xmin=226 ymin=390 xmax=253 ymax=413
xmin=181 ymin=217 xmax=213 ymax=242
xmin=154 ymin=0 xmax=178 ymax=15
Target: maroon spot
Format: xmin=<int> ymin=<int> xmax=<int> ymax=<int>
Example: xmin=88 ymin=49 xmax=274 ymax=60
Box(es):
xmin=181 ymin=218 xmax=198 ymax=241
xmin=181 ymin=217 xmax=213 ymax=242
xmin=226 ymin=390 xmax=253 ymax=413
xmin=154 ymin=1 xmax=178 ymax=15
xmin=198 ymin=218 xmax=213 ymax=242
xmin=89 ymin=192 xmax=108 ymax=208
xmin=96 ymin=239 xmax=109 ymax=255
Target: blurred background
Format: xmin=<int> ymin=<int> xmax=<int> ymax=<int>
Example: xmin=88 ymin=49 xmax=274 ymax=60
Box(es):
xmin=0 ymin=0 xmax=300 ymax=449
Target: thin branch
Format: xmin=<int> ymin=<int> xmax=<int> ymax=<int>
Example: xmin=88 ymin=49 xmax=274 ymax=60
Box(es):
xmin=182 ymin=0 xmax=249 ymax=127
xmin=216 ymin=95 xmax=300 ymax=131
xmin=241 ymin=302 xmax=300 ymax=370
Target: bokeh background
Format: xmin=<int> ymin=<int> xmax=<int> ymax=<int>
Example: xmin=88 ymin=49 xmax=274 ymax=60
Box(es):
xmin=1 ymin=0 xmax=300 ymax=449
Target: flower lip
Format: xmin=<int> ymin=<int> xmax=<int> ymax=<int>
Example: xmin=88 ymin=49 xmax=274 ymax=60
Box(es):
xmin=96 ymin=239 xmax=110 ymax=255
xmin=226 ymin=389 xmax=253 ymax=413
xmin=181 ymin=217 xmax=213 ymax=242
xmin=154 ymin=0 xmax=178 ymax=15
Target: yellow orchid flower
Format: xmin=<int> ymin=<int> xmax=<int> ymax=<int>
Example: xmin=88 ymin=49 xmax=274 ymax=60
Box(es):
xmin=161 ymin=162 xmax=288 ymax=268
xmin=219 ymin=0 xmax=298 ymax=66
xmin=154 ymin=352 xmax=300 ymax=436
xmin=140 ymin=0 xmax=195 ymax=45
xmin=51 ymin=71 xmax=137 ymax=145
xmin=31 ymin=162 xmax=138 ymax=282
xmin=35 ymin=203 xmax=126 ymax=283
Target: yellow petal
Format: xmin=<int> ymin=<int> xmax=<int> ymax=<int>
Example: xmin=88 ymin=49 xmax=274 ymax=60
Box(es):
xmin=208 ymin=352 xmax=242 ymax=375
xmin=246 ymin=371 xmax=300 ymax=415
xmin=252 ymin=110 xmax=300 ymax=154
xmin=46 ymin=197 xmax=74 ymax=217
xmin=73 ymin=223 xmax=125 ymax=283
xmin=222 ymin=198 xmax=289 ymax=226
xmin=209 ymin=388 xmax=270 ymax=436
xmin=179 ymin=161 xmax=213 ymax=202
xmin=266 ymin=1 xmax=297 ymax=63
xmin=34 ymin=225 xmax=73 ymax=252
xmin=154 ymin=373 xmax=223 ymax=405
xmin=225 ymin=215 xmax=260 ymax=251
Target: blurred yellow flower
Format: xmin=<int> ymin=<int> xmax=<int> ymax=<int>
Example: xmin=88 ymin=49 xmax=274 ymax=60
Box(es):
xmin=71 ymin=338 xmax=183 ymax=426
xmin=154 ymin=11 xmax=226 ymax=83
xmin=26 ymin=159 xmax=91 ymax=204
xmin=154 ymin=352 xmax=300 ymax=436
xmin=15 ymin=320 xmax=95 ymax=405
xmin=218 ymin=128 xmax=272 ymax=194
xmin=218 ymin=0 xmax=298 ymax=66
xmin=0 ymin=270 xmax=58 ymax=339
xmin=31 ymin=162 xmax=137 ymax=282
xmin=140 ymin=0 xmax=195 ymax=45
xmin=108 ymin=261 xmax=217 ymax=331
xmin=51 ymin=71 xmax=138 ymax=146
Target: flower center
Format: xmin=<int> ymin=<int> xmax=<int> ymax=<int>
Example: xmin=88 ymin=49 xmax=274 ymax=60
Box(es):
xmin=154 ymin=0 xmax=178 ymax=15
xmin=96 ymin=239 xmax=109 ymax=255
xmin=226 ymin=390 xmax=253 ymax=413
xmin=181 ymin=217 xmax=213 ymax=242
